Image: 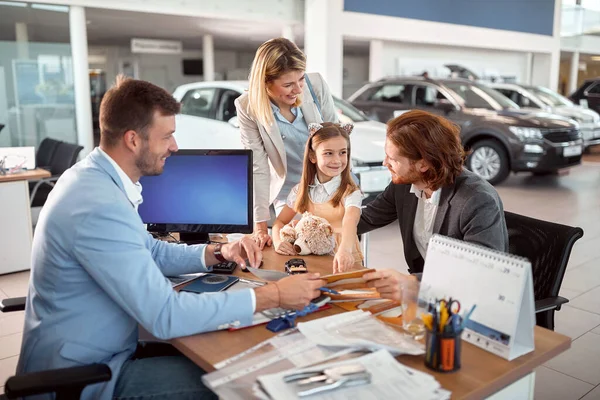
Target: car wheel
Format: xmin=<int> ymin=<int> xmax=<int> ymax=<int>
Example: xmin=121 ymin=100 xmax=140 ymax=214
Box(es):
xmin=466 ymin=139 xmax=510 ymax=185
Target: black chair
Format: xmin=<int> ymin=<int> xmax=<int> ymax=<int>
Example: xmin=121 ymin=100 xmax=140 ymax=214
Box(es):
xmin=504 ymin=211 xmax=584 ymax=331
xmin=35 ymin=138 xmax=61 ymax=171
xmin=0 ymin=297 xmax=111 ymax=400
xmin=30 ymin=141 xmax=83 ymax=207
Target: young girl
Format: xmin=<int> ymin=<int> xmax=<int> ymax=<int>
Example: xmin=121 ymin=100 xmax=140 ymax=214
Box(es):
xmin=272 ymin=122 xmax=364 ymax=273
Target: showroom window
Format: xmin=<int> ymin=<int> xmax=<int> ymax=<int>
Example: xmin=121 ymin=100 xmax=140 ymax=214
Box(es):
xmin=180 ymin=88 xmax=216 ymax=119
xmin=369 ymin=84 xmax=408 ymax=104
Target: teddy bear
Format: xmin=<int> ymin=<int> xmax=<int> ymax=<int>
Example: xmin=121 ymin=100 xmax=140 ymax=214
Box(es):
xmin=279 ymin=212 xmax=336 ymax=256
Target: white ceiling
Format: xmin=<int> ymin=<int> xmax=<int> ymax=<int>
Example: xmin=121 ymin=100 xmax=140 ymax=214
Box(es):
xmin=0 ymin=4 xmax=370 ymax=54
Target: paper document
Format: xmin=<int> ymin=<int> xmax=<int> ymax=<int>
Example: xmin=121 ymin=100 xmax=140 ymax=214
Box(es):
xmin=258 ymin=349 xmax=450 ymax=400
xmin=203 ymin=331 xmax=359 ymax=400
xmin=297 ymin=310 xmax=424 ymax=355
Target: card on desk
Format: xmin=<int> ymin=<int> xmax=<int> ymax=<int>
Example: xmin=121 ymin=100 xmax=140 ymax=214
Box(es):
xmin=180 ymin=274 xmax=239 ymax=294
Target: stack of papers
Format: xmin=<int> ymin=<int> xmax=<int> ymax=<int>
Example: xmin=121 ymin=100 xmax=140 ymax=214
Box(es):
xmin=258 ymin=349 xmax=451 ymax=400
xmin=297 ymin=310 xmax=424 ymax=355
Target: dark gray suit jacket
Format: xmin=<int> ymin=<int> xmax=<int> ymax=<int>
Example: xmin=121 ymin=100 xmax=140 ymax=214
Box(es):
xmin=358 ymin=169 xmax=508 ymax=273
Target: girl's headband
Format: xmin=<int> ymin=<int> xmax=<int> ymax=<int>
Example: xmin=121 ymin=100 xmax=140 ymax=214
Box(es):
xmin=307 ymin=123 xmax=354 ymax=136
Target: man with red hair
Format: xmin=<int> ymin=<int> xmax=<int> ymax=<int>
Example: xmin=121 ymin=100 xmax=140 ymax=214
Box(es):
xmin=360 ymin=110 xmax=507 ymax=298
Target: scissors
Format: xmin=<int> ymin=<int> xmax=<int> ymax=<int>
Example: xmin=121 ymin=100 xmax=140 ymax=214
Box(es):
xmin=283 ymin=364 xmax=371 ymax=397
xmin=446 ymin=298 xmax=461 ymax=315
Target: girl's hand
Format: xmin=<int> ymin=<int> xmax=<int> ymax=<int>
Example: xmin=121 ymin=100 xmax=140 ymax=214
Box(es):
xmin=333 ymin=249 xmax=354 ymax=273
xmin=252 ymin=230 xmax=272 ymax=250
xmin=274 ymin=240 xmax=297 ymax=256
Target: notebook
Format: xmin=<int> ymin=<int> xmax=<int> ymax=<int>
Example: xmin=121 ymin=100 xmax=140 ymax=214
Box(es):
xmin=180 ymin=274 xmax=239 ymax=294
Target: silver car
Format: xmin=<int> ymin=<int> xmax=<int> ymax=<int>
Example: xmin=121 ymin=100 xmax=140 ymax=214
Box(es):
xmin=492 ymin=83 xmax=600 ymax=149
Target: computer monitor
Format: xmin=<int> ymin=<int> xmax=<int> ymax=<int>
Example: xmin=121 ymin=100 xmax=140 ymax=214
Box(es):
xmin=138 ymin=149 xmax=253 ymax=243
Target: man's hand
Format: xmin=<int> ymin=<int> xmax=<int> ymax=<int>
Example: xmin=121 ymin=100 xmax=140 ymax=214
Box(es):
xmin=363 ymin=269 xmax=416 ymax=301
xmin=254 ymin=273 xmax=325 ymax=312
xmin=333 ymin=249 xmax=354 ymax=273
xmin=222 ymin=236 xmax=262 ymax=270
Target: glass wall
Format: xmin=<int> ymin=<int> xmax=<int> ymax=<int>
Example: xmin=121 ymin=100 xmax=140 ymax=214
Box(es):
xmin=0 ymin=41 xmax=77 ymax=148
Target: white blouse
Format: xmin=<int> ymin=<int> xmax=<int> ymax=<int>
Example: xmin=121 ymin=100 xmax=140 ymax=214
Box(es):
xmin=286 ymin=175 xmax=363 ymax=210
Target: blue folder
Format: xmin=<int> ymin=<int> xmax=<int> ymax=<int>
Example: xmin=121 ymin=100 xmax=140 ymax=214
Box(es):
xmin=180 ymin=274 xmax=239 ymax=294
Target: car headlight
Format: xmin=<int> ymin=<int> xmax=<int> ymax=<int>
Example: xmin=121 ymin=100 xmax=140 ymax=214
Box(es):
xmin=508 ymin=126 xmax=543 ymax=141
xmin=351 ymin=158 xmax=371 ymax=173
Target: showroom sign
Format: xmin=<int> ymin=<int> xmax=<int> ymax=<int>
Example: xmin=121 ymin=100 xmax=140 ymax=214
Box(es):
xmin=131 ymin=38 xmax=182 ymax=54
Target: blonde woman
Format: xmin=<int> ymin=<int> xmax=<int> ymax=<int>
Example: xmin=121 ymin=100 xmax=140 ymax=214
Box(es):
xmin=235 ymin=38 xmax=338 ymax=249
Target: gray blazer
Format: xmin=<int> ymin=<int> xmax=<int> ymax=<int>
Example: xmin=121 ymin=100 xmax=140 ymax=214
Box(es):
xmin=358 ymin=169 xmax=508 ymax=273
xmin=235 ymin=72 xmax=338 ymax=223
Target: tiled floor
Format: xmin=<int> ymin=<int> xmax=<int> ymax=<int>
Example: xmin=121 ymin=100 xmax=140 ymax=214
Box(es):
xmin=1 ymin=156 xmax=600 ymax=398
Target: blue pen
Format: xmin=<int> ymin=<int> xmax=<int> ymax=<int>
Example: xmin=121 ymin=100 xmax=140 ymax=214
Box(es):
xmin=319 ymin=287 xmax=339 ymax=295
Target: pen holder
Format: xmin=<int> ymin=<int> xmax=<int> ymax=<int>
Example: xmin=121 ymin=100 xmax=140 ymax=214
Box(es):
xmin=424 ymin=328 xmax=463 ymax=373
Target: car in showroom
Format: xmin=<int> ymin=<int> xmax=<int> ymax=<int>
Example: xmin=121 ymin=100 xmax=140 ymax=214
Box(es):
xmin=347 ymin=77 xmax=583 ymax=185
xmin=491 ymin=83 xmax=600 ymax=149
xmin=570 ymin=78 xmax=600 ymax=115
xmin=171 ymin=81 xmax=391 ymax=200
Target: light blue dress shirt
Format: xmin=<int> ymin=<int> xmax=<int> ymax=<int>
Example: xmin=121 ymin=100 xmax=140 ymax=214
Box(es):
xmin=270 ymin=102 xmax=310 ymax=203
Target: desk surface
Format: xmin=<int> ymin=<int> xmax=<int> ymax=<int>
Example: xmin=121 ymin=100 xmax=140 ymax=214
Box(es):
xmin=0 ymin=168 xmax=50 ymax=183
xmin=171 ymin=247 xmax=571 ymax=400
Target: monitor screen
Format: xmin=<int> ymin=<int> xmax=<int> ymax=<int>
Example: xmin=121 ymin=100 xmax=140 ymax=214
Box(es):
xmin=138 ymin=149 xmax=253 ymax=236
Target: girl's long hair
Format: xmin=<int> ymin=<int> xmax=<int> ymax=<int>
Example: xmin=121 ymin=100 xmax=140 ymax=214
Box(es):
xmin=295 ymin=122 xmax=359 ymax=213
xmin=247 ymin=38 xmax=306 ymax=128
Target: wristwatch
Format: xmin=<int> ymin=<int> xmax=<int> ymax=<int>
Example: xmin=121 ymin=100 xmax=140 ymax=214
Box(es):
xmin=213 ymin=243 xmax=227 ymax=263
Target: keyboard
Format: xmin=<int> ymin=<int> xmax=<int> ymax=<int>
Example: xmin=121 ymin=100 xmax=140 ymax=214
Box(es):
xmin=211 ymin=261 xmax=237 ymax=274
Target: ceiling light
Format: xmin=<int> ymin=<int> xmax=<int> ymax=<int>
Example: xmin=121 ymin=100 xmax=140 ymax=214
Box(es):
xmin=0 ymin=1 xmax=27 ymax=7
xmin=31 ymin=3 xmax=68 ymax=12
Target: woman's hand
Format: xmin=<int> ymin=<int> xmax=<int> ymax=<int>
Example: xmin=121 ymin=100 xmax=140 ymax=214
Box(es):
xmin=274 ymin=240 xmax=297 ymax=256
xmin=252 ymin=229 xmax=272 ymax=250
xmin=333 ymin=249 xmax=354 ymax=273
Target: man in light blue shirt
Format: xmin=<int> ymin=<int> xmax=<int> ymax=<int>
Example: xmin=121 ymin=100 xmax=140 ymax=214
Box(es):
xmin=17 ymin=76 xmax=325 ymax=399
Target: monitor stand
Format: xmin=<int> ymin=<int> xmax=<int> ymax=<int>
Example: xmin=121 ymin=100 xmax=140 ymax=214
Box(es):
xmin=178 ymin=232 xmax=210 ymax=245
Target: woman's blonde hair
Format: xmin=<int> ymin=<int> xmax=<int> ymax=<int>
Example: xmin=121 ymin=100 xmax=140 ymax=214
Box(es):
xmin=247 ymin=38 xmax=306 ymax=127
xmin=295 ymin=123 xmax=360 ymax=213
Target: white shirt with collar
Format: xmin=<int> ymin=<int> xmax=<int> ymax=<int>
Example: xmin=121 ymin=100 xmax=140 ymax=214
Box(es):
xmin=286 ymin=174 xmax=363 ymax=209
xmin=411 ymin=185 xmax=442 ymax=260
xmin=96 ymin=149 xmax=258 ymax=310
xmin=97 ymin=147 xmax=143 ymax=210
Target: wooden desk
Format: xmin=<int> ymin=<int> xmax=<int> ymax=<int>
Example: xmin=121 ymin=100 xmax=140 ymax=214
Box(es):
xmin=171 ymin=247 xmax=571 ymax=400
xmin=0 ymin=168 xmax=51 ymax=274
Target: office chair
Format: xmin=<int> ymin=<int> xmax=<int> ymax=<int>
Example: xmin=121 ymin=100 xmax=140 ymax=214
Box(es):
xmin=0 ymin=297 xmax=111 ymax=400
xmin=35 ymin=138 xmax=61 ymax=171
xmin=505 ymin=211 xmax=584 ymax=331
xmin=30 ymin=141 xmax=84 ymax=207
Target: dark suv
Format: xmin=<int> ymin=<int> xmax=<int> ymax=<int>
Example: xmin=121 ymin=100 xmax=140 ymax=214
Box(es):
xmin=348 ymin=77 xmax=583 ymax=185
xmin=570 ymin=78 xmax=600 ymax=114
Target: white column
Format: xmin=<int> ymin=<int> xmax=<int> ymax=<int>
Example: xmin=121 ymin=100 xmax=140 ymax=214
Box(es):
xmin=304 ymin=0 xmax=344 ymax=97
xmin=203 ymin=34 xmax=215 ymax=82
xmin=69 ymin=6 xmax=94 ymax=155
xmin=569 ymin=51 xmax=580 ymax=94
xmin=549 ymin=0 xmax=563 ymax=92
xmin=15 ymin=22 xmax=29 ymax=60
xmin=525 ymin=52 xmax=533 ymax=85
xmin=282 ymin=25 xmax=295 ymax=43
xmin=369 ymin=40 xmax=384 ymax=82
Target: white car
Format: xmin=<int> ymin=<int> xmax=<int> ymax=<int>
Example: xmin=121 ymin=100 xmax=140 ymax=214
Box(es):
xmin=491 ymin=83 xmax=600 ymax=149
xmin=172 ymin=81 xmax=390 ymax=198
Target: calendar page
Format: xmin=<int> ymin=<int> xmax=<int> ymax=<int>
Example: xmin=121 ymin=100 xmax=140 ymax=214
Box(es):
xmin=421 ymin=235 xmax=535 ymax=360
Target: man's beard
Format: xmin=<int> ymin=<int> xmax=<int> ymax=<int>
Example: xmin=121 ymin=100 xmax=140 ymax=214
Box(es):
xmin=390 ymin=167 xmax=421 ymax=185
xmin=135 ymin=143 xmax=166 ymax=176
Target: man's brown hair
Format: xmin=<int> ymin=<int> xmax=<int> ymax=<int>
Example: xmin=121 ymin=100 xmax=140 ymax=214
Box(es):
xmin=100 ymin=75 xmax=180 ymax=147
xmin=387 ymin=110 xmax=467 ymax=190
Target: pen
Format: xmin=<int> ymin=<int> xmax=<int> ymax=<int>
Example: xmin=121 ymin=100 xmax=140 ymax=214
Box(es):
xmin=319 ymin=287 xmax=340 ymax=295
